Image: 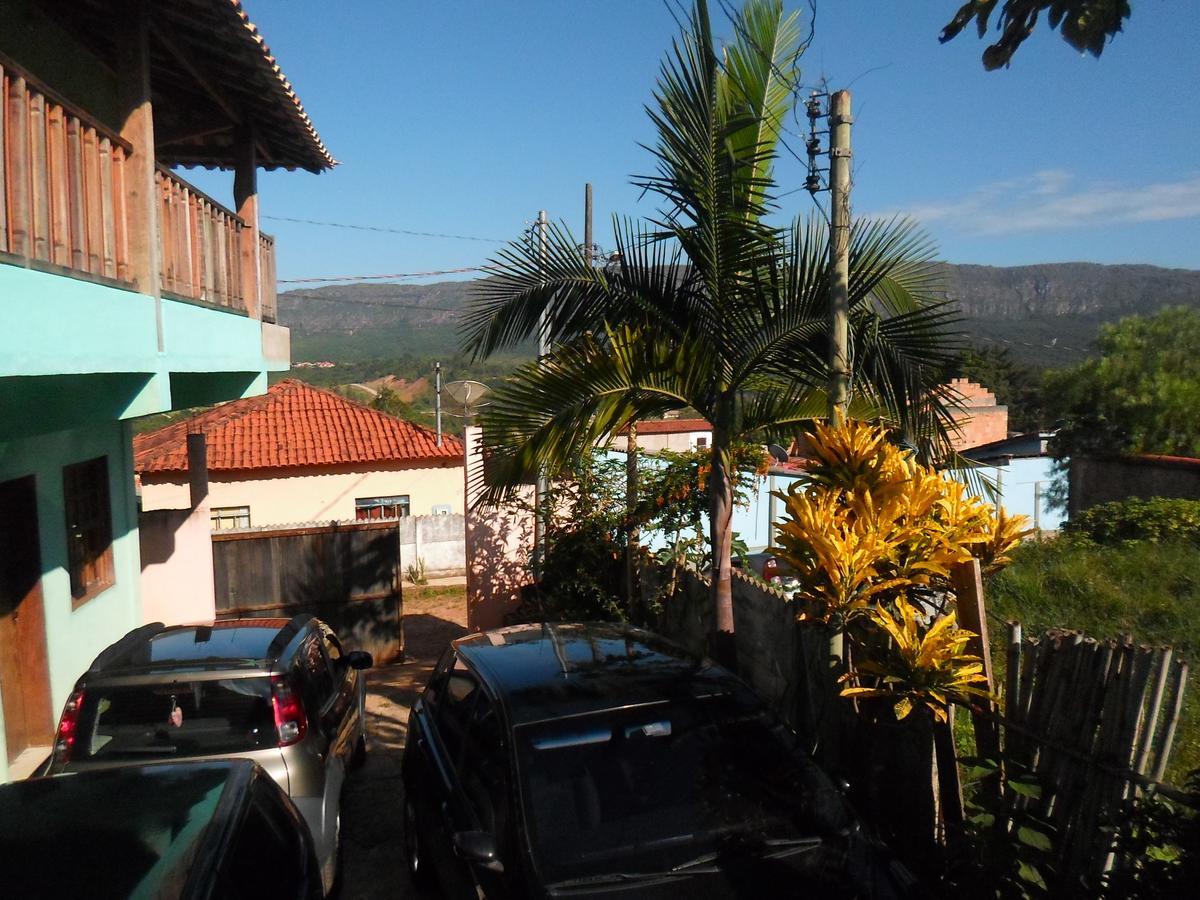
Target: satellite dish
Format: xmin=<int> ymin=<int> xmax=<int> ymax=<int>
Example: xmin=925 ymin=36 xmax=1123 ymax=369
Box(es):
xmin=444 ymin=380 xmax=491 ymax=424
xmin=767 ymin=444 xmax=789 ymax=463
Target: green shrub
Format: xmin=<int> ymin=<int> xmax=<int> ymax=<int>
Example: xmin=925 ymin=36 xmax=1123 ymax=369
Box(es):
xmin=1066 ymin=497 xmax=1200 ymax=546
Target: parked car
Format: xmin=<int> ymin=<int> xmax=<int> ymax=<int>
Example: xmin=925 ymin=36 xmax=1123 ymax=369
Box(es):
xmin=1 ymin=759 xmax=323 ymax=899
xmin=402 ymin=621 xmax=916 ymax=898
xmin=46 ymin=615 xmax=372 ymax=895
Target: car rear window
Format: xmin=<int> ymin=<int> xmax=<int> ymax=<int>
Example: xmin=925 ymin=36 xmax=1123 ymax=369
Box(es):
xmin=76 ymin=677 xmax=276 ymax=759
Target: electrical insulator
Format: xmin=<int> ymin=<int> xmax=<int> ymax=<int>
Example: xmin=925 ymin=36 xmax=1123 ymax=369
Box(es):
xmin=805 ymin=173 xmax=822 ymax=194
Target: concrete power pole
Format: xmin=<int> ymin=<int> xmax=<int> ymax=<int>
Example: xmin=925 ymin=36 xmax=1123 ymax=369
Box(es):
xmin=535 ymin=210 xmax=549 ymax=576
xmin=584 ymin=183 xmax=593 ymax=264
xmin=434 ymin=360 xmax=442 ymax=447
xmin=827 ymin=89 xmax=852 ymax=426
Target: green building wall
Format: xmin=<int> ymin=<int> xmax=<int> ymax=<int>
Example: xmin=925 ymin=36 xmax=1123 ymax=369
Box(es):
xmin=0 ymin=419 xmax=142 ymax=783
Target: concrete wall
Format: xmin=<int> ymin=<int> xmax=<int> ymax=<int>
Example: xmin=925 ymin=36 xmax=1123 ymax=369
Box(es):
xmin=610 ymin=430 xmax=712 ymax=453
xmin=1069 ymin=455 xmax=1200 ymax=516
xmin=463 ymin=427 xmax=533 ymax=631
xmin=399 ymin=514 xmax=466 ymax=577
xmin=0 ymin=420 xmax=142 ymax=782
xmin=141 ymin=459 xmax=465 ymax=525
xmin=139 ymin=506 xmax=217 ymax=625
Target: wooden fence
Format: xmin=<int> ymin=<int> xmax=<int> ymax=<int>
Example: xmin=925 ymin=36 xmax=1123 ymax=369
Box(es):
xmin=650 ymin=559 xmax=1191 ymax=892
xmin=212 ymin=520 xmax=403 ymax=663
xmin=1000 ymin=627 xmax=1190 ymax=888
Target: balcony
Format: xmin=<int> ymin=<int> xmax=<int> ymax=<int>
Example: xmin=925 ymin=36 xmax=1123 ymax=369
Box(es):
xmin=1 ymin=55 xmax=276 ymax=322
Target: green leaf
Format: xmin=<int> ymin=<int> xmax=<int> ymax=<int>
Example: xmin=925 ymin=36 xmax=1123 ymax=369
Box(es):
xmin=1007 ymin=778 xmax=1043 ymax=799
xmin=1017 ymin=826 xmax=1053 ymax=852
xmin=1017 ymin=861 xmax=1047 ymax=889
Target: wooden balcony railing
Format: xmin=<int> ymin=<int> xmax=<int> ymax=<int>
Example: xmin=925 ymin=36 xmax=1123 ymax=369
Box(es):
xmin=157 ymin=166 xmax=245 ymax=312
xmin=1 ymin=56 xmax=131 ymax=283
xmin=259 ymin=231 xmax=277 ymax=323
xmin=3 ymin=54 xmax=276 ymax=321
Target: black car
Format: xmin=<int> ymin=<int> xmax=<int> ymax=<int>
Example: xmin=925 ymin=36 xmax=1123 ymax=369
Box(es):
xmin=1 ymin=759 xmax=324 ymax=899
xmin=401 ymin=622 xmax=914 ymax=898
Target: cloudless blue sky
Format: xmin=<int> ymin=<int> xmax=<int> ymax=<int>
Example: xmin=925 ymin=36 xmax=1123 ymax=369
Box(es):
xmin=188 ymin=1 xmax=1200 ymax=283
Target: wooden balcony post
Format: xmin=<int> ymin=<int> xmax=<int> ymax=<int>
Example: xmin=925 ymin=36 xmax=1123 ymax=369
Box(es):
xmin=234 ymin=126 xmax=261 ymax=319
xmin=116 ymin=0 xmax=162 ymax=329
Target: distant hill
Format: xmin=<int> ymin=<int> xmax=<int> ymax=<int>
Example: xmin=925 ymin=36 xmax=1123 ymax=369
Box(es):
xmin=280 ymin=262 xmax=1200 ymax=369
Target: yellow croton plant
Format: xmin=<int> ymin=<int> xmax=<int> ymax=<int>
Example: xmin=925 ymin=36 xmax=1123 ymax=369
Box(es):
xmin=771 ymin=419 xmax=1031 ymax=722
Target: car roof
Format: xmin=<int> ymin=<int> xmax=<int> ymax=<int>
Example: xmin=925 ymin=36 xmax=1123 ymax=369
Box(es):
xmin=87 ymin=616 xmax=314 ymax=676
xmin=0 ymin=760 xmax=254 ymax=898
xmin=454 ymin=622 xmax=744 ymax=726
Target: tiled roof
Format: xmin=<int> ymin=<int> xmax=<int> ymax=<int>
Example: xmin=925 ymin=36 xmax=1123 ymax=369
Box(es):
xmin=135 ymin=380 xmax=463 ymax=474
xmin=618 ymin=418 xmax=713 ymax=436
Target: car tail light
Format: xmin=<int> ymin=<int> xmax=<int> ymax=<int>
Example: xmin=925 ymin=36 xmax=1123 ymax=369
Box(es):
xmin=271 ymin=676 xmax=308 ymax=747
xmin=763 ymin=557 xmax=780 ymax=581
xmin=54 ymin=689 xmax=85 ymax=763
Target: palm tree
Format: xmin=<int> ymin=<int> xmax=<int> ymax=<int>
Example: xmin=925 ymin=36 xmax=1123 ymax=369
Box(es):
xmin=460 ymin=0 xmax=963 ymax=648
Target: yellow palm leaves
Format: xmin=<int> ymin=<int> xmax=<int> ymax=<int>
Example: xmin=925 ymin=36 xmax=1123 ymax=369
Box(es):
xmin=841 ymin=598 xmax=993 ymax=722
xmin=773 ymin=420 xmax=1024 ymax=721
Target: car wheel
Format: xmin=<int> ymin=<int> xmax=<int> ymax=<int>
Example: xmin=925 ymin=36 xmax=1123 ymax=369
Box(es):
xmin=404 ymin=797 xmax=432 ymax=887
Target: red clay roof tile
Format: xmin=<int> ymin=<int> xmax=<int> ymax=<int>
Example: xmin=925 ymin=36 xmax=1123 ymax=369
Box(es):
xmin=134 ymin=380 xmax=463 ymax=474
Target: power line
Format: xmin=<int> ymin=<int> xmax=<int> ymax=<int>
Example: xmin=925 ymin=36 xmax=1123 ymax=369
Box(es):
xmin=278 ymin=266 xmax=484 ymax=284
xmin=275 ymin=286 xmax=466 ymax=313
xmin=969 ymin=336 xmax=1094 ymax=355
xmin=262 ymin=214 xmax=510 ymax=244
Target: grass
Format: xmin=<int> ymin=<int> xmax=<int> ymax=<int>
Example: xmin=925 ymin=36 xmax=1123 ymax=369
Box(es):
xmin=983 ymin=537 xmax=1200 ymax=784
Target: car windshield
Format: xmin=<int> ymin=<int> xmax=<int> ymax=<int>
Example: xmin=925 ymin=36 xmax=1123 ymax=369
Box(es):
xmin=514 ymin=687 xmax=856 ymax=886
xmin=75 ymin=677 xmax=276 ymax=759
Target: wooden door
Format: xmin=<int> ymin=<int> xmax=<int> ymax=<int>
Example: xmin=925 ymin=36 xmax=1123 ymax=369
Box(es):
xmin=0 ymin=476 xmax=54 ymax=764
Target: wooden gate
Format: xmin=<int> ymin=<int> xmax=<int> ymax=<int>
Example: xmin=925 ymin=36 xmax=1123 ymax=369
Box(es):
xmin=212 ymin=520 xmax=403 ymax=663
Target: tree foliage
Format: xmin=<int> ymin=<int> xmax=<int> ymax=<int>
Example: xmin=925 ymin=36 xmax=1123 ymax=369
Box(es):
xmin=772 ymin=420 xmax=1028 ymax=721
xmin=461 ymin=0 xmax=965 ymax=642
xmin=941 ymin=0 xmax=1131 ymax=70
xmin=1045 ymin=307 xmax=1200 ymax=461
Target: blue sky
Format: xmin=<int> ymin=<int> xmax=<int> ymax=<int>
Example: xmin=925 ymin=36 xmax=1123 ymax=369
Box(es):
xmin=189 ymin=1 xmax=1200 ymax=283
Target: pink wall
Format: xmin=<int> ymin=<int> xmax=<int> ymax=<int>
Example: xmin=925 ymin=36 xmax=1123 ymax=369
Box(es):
xmin=463 ymin=427 xmax=534 ymax=632
xmin=139 ymin=434 xmax=216 ymax=624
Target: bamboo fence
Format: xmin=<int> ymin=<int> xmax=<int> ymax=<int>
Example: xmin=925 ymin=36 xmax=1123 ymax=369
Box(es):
xmin=1001 ymin=626 xmax=1189 ymax=888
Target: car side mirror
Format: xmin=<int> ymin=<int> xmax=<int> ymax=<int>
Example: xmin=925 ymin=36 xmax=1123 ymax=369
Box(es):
xmin=452 ymin=831 xmax=504 ymax=873
xmin=344 ymin=650 xmax=373 ymax=670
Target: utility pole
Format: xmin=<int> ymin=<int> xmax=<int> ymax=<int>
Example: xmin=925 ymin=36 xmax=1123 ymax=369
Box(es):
xmin=434 ymin=360 xmax=442 ymax=447
xmin=583 ymin=182 xmax=593 ymax=265
xmin=534 ymin=210 xmax=549 ymax=577
xmin=827 ymin=89 xmax=852 ymax=425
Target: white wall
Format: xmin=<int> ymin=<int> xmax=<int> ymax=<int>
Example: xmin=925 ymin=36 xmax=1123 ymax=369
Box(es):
xmin=399 ymin=514 xmax=466 ymax=577
xmin=141 ymin=460 xmax=465 ymax=527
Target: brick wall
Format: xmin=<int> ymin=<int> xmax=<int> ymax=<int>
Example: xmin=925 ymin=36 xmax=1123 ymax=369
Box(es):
xmin=947 ymin=378 xmax=1008 ymax=452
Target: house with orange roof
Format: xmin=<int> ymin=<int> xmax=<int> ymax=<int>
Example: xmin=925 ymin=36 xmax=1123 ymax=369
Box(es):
xmin=136 ymin=380 xmax=465 ymax=527
xmin=610 ymin=417 xmax=714 ymax=454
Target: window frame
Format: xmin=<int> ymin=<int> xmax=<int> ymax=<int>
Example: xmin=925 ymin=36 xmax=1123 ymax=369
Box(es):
xmin=63 ymin=456 xmax=115 ymax=608
xmin=353 ymin=495 xmax=411 ymax=520
xmin=210 ymin=505 xmax=251 ymax=530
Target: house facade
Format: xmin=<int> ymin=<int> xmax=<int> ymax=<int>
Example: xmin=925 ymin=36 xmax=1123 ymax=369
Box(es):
xmin=0 ymin=0 xmax=331 ymax=781
xmin=136 ymin=380 xmax=466 ymax=527
xmin=610 ymin=418 xmax=714 ymax=454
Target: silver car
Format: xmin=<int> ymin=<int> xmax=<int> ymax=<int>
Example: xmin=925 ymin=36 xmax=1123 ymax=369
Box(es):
xmin=47 ymin=615 xmax=372 ymax=895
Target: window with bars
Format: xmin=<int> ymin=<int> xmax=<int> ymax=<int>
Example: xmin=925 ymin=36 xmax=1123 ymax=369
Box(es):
xmin=211 ymin=506 xmax=251 ymax=530
xmin=63 ymin=456 xmax=114 ymax=605
xmin=354 ymin=495 xmax=410 ymax=520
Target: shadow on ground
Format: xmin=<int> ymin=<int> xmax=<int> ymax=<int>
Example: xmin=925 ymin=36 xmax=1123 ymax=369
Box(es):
xmin=338 ymin=608 xmax=467 ymax=899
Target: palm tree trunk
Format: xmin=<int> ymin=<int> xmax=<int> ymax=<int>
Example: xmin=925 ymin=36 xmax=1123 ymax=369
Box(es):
xmin=708 ymin=433 xmax=736 ymax=664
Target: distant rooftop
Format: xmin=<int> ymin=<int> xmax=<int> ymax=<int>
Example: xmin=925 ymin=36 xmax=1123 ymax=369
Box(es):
xmin=134 ymin=380 xmax=464 ymax=475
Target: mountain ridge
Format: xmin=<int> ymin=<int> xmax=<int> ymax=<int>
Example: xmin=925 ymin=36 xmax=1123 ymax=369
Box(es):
xmin=280 ymin=261 xmax=1200 ymax=368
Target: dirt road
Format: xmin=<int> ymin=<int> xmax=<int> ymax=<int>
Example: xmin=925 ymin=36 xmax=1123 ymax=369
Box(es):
xmin=338 ymin=586 xmax=468 ymax=898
